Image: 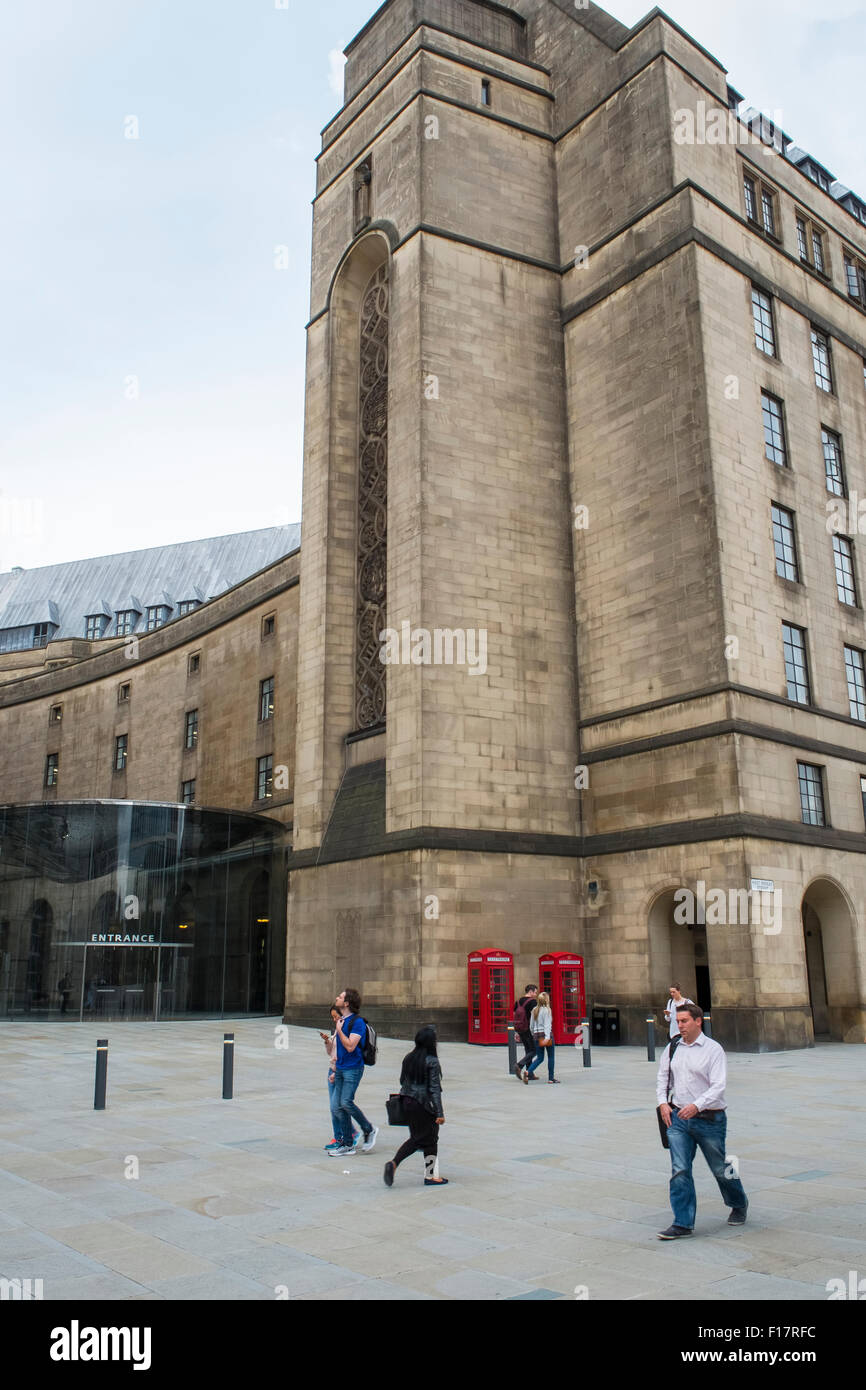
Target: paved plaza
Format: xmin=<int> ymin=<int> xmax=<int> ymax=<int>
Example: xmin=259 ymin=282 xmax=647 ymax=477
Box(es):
xmin=0 ymin=1020 xmax=864 ymax=1301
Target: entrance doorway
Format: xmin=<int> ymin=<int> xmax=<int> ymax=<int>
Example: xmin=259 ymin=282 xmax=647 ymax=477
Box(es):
xmin=648 ymin=889 xmax=712 ymax=1015
xmin=801 ymin=879 xmax=859 ymax=1041
xmin=84 ymin=945 xmax=158 ymax=1020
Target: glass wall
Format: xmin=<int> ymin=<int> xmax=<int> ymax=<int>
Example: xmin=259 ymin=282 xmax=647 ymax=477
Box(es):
xmin=0 ymin=801 xmax=286 ymax=1021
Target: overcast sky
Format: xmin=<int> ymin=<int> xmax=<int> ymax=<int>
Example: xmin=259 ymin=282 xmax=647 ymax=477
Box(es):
xmin=2 ymin=0 xmax=864 ymax=571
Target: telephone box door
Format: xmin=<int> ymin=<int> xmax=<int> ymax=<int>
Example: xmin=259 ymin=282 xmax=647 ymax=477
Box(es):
xmin=467 ymin=949 xmax=514 ymax=1043
xmin=538 ymin=953 xmax=586 ymax=1045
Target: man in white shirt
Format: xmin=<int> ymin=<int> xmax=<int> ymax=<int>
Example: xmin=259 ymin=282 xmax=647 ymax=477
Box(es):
xmin=662 ymin=983 xmax=693 ymax=1039
xmin=655 ymin=1002 xmax=749 ymax=1239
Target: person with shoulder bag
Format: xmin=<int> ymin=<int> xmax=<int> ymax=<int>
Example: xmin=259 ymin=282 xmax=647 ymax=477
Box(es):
xmin=383 ymin=1025 xmax=448 ymax=1187
xmin=523 ymin=991 xmax=558 ymax=1083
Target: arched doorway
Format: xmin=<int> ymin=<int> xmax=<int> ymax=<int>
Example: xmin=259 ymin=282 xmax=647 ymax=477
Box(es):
xmin=801 ymin=879 xmax=862 ymax=1042
xmin=648 ymin=888 xmax=712 ymax=1014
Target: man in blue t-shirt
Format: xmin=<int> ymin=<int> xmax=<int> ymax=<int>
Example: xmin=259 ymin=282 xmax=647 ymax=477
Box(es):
xmin=329 ymin=987 xmax=378 ymax=1157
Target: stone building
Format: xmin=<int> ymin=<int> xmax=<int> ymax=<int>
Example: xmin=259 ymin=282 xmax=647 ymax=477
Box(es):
xmin=286 ymin=0 xmax=866 ymax=1050
xmin=2 ymin=0 xmax=866 ymax=1046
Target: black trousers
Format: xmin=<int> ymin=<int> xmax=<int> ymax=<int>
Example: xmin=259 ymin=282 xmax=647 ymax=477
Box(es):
xmin=393 ymin=1096 xmax=439 ymax=1167
xmin=517 ymin=1030 xmax=535 ymax=1069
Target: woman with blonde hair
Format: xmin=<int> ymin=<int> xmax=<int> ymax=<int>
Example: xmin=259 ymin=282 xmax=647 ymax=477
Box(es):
xmin=522 ymin=991 xmax=559 ymax=1083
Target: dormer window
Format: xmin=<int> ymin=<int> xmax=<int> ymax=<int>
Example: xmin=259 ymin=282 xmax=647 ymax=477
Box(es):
xmin=116 ymin=610 xmax=138 ymax=636
xmin=145 ymin=605 xmax=171 ymax=631
xmin=85 ymin=614 xmax=110 ymax=640
xmin=177 ymin=600 xmax=201 ymax=616
xmin=802 ymin=160 xmax=831 ymax=192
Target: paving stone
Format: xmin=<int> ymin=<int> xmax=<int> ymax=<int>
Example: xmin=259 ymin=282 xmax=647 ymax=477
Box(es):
xmin=0 ymin=1021 xmax=863 ymax=1301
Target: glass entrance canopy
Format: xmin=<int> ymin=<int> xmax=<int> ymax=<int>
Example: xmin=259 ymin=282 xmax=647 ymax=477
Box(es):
xmin=0 ymin=801 xmax=286 ymax=1021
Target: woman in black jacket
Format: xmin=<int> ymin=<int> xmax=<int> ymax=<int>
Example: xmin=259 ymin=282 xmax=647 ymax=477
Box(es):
xmin=383 ymin=1025 xmax=448 ymax=1187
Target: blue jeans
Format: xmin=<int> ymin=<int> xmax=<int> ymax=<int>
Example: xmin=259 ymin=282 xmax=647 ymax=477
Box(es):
xmin=667 ymin=1108 xmax=748 ymax=1229
xmin=526 ymin=1039 xmax=555 ymax=1079
xmin=328 ymin=1073 xmax=358 ymax=1142
xmin=333 ymin=1065 xmax=372 ymax=1147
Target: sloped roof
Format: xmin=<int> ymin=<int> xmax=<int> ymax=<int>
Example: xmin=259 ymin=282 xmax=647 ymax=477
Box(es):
xmin=0 ymin=524 xmax=301 ymax=643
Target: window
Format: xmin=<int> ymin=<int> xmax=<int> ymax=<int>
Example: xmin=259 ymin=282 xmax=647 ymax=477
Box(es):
xmin=752 ymin=287 xmax=776 ymax=356
xmin=832 ymin=535 xmax=858 ymax=606
xmin=844 ymin=647 xmax=866 ymax=720
xmin=743 ymin=171 xmax=779 ymax=239
xmin=481 ymin=79 xmax=491 ymax=106
xmin=743 ymin=172 xmax=757 ymax=223
xmin=844 ymin=251 xmax=866 ymax=305
xmin=801 ymin=160 xmax=831 ymax=193
xmin=798 ymin=763 xmax=826 ymax=826
xmin=256 ymin=754 xmax=273 ymax=801
xmin=146 ymin=606 xmax=171 ymax=631
xmin=33 ymin=623 xmax=50 ymax=648
xmin=783 ymin=623 xmax=811 ymax=704
xmin=761 ymin=392 xmax=787 ymax=466
xmin=188 ymin=652 xmax=201 ymax=675
xmin=796 ymin=214 xmax=827 ymax=275
xmin=177 ymin=600 xmax=200 ymax=616
xmin=85 ymin=614 xmax=109 ymax=640
xmin=116 ymin=611 xmax=137 ymax=637
xmin=811 ymin=328 xmax=834 ymax=392
xmin=771 ymin=505 xmax=799 ymax=582
xmin=822 ymin=428 xmax=846 ymax=497
xmin=184 ymin=709 xmax=199 ymax=750
xmin=45 ymin=753 xmax=59 ymax=788
xmin=181 ymin=779 xmax=196 ymax=805
xmin=114 ymin=734 xmax=128 ymax=772
xmin=861 ymin=775 xmax=866 ymax=828
xmin=261 ymin=613 xmax=275 ymax=639
xmin=49 ymin=705 xmax=62 ymax=724
xmin=352 ymin=157 xmax=372 ymax=235
xmin=259 ymin=676 xmax=275 ymax=722
xmin=117 ymin=682 xmax=131 ymax=705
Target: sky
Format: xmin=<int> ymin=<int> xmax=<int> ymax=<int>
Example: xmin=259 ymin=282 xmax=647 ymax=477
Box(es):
xmin=1 ymin=0 xmax=864 ymax=572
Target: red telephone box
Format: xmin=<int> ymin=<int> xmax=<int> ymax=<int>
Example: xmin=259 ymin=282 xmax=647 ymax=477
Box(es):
xmin=538 ymin=953 xmax=586 ymax=1045
xmin=467 ymin=949 xmax=514 ymax=1044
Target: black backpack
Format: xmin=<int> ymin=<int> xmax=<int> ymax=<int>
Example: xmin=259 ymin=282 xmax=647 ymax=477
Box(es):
xmin=347 ymin=1014 xmax=378 ymax=1066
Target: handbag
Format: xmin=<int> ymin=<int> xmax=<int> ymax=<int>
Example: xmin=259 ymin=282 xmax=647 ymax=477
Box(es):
xmin=386 ymin=1093 xmax=409 ymax=1126
xmin=656 ymin=1036 xmax=681 ymax=1149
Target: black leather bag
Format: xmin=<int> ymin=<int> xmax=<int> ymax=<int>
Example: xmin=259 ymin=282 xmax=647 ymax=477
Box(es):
xmin=386 ymin=1093 xmax=409 ymax=1126
xmin=656 ymin=1036 xmax=681 ymax=1149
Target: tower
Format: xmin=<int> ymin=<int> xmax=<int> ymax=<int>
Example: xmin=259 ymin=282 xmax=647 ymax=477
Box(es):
xmin=286 ymin=0 xmax=866 ymax=1048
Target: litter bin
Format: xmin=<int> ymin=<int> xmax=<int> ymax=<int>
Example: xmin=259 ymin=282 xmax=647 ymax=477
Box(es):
xmin=591 ymin=1005 xmax=606 ymax=1046
xmin=605 ymin=1007 xmax=621 ymax=1046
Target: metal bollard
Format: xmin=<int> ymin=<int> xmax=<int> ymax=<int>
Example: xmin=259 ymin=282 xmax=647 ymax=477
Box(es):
xmin=703 ymin=1013 xmax=712 ymax=1040
xmin=507 ymin=1023 xmax=517 ymax=1075
xmin=94 ymin=1038 xmax=108 ymax=1111
xmin=646 ymin=1017 xmax=656 ymax=1062
xmin=580 ymin=1020 xmax=591 ymax=1068
xmin=222 ymin=1032 xmax=234 ymax=1099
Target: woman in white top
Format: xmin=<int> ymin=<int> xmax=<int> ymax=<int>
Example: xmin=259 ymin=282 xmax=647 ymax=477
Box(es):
xmin=523 ymin=991 xmax=559 ymax=1083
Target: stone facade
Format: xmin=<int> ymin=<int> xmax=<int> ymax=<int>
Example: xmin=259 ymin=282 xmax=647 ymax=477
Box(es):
xmin=286 ymin=0 xmax=866 ymax=1049
xmin=0 ymin=552 xmax=300 ymax=827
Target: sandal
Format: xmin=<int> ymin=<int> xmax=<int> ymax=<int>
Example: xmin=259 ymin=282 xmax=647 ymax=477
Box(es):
xmin=548 ymin=1078 xmax=560 ymax=1084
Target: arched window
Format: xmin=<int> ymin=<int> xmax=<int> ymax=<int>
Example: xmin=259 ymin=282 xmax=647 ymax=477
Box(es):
xmin=355 ymin=262 xmax=389 ymax=728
